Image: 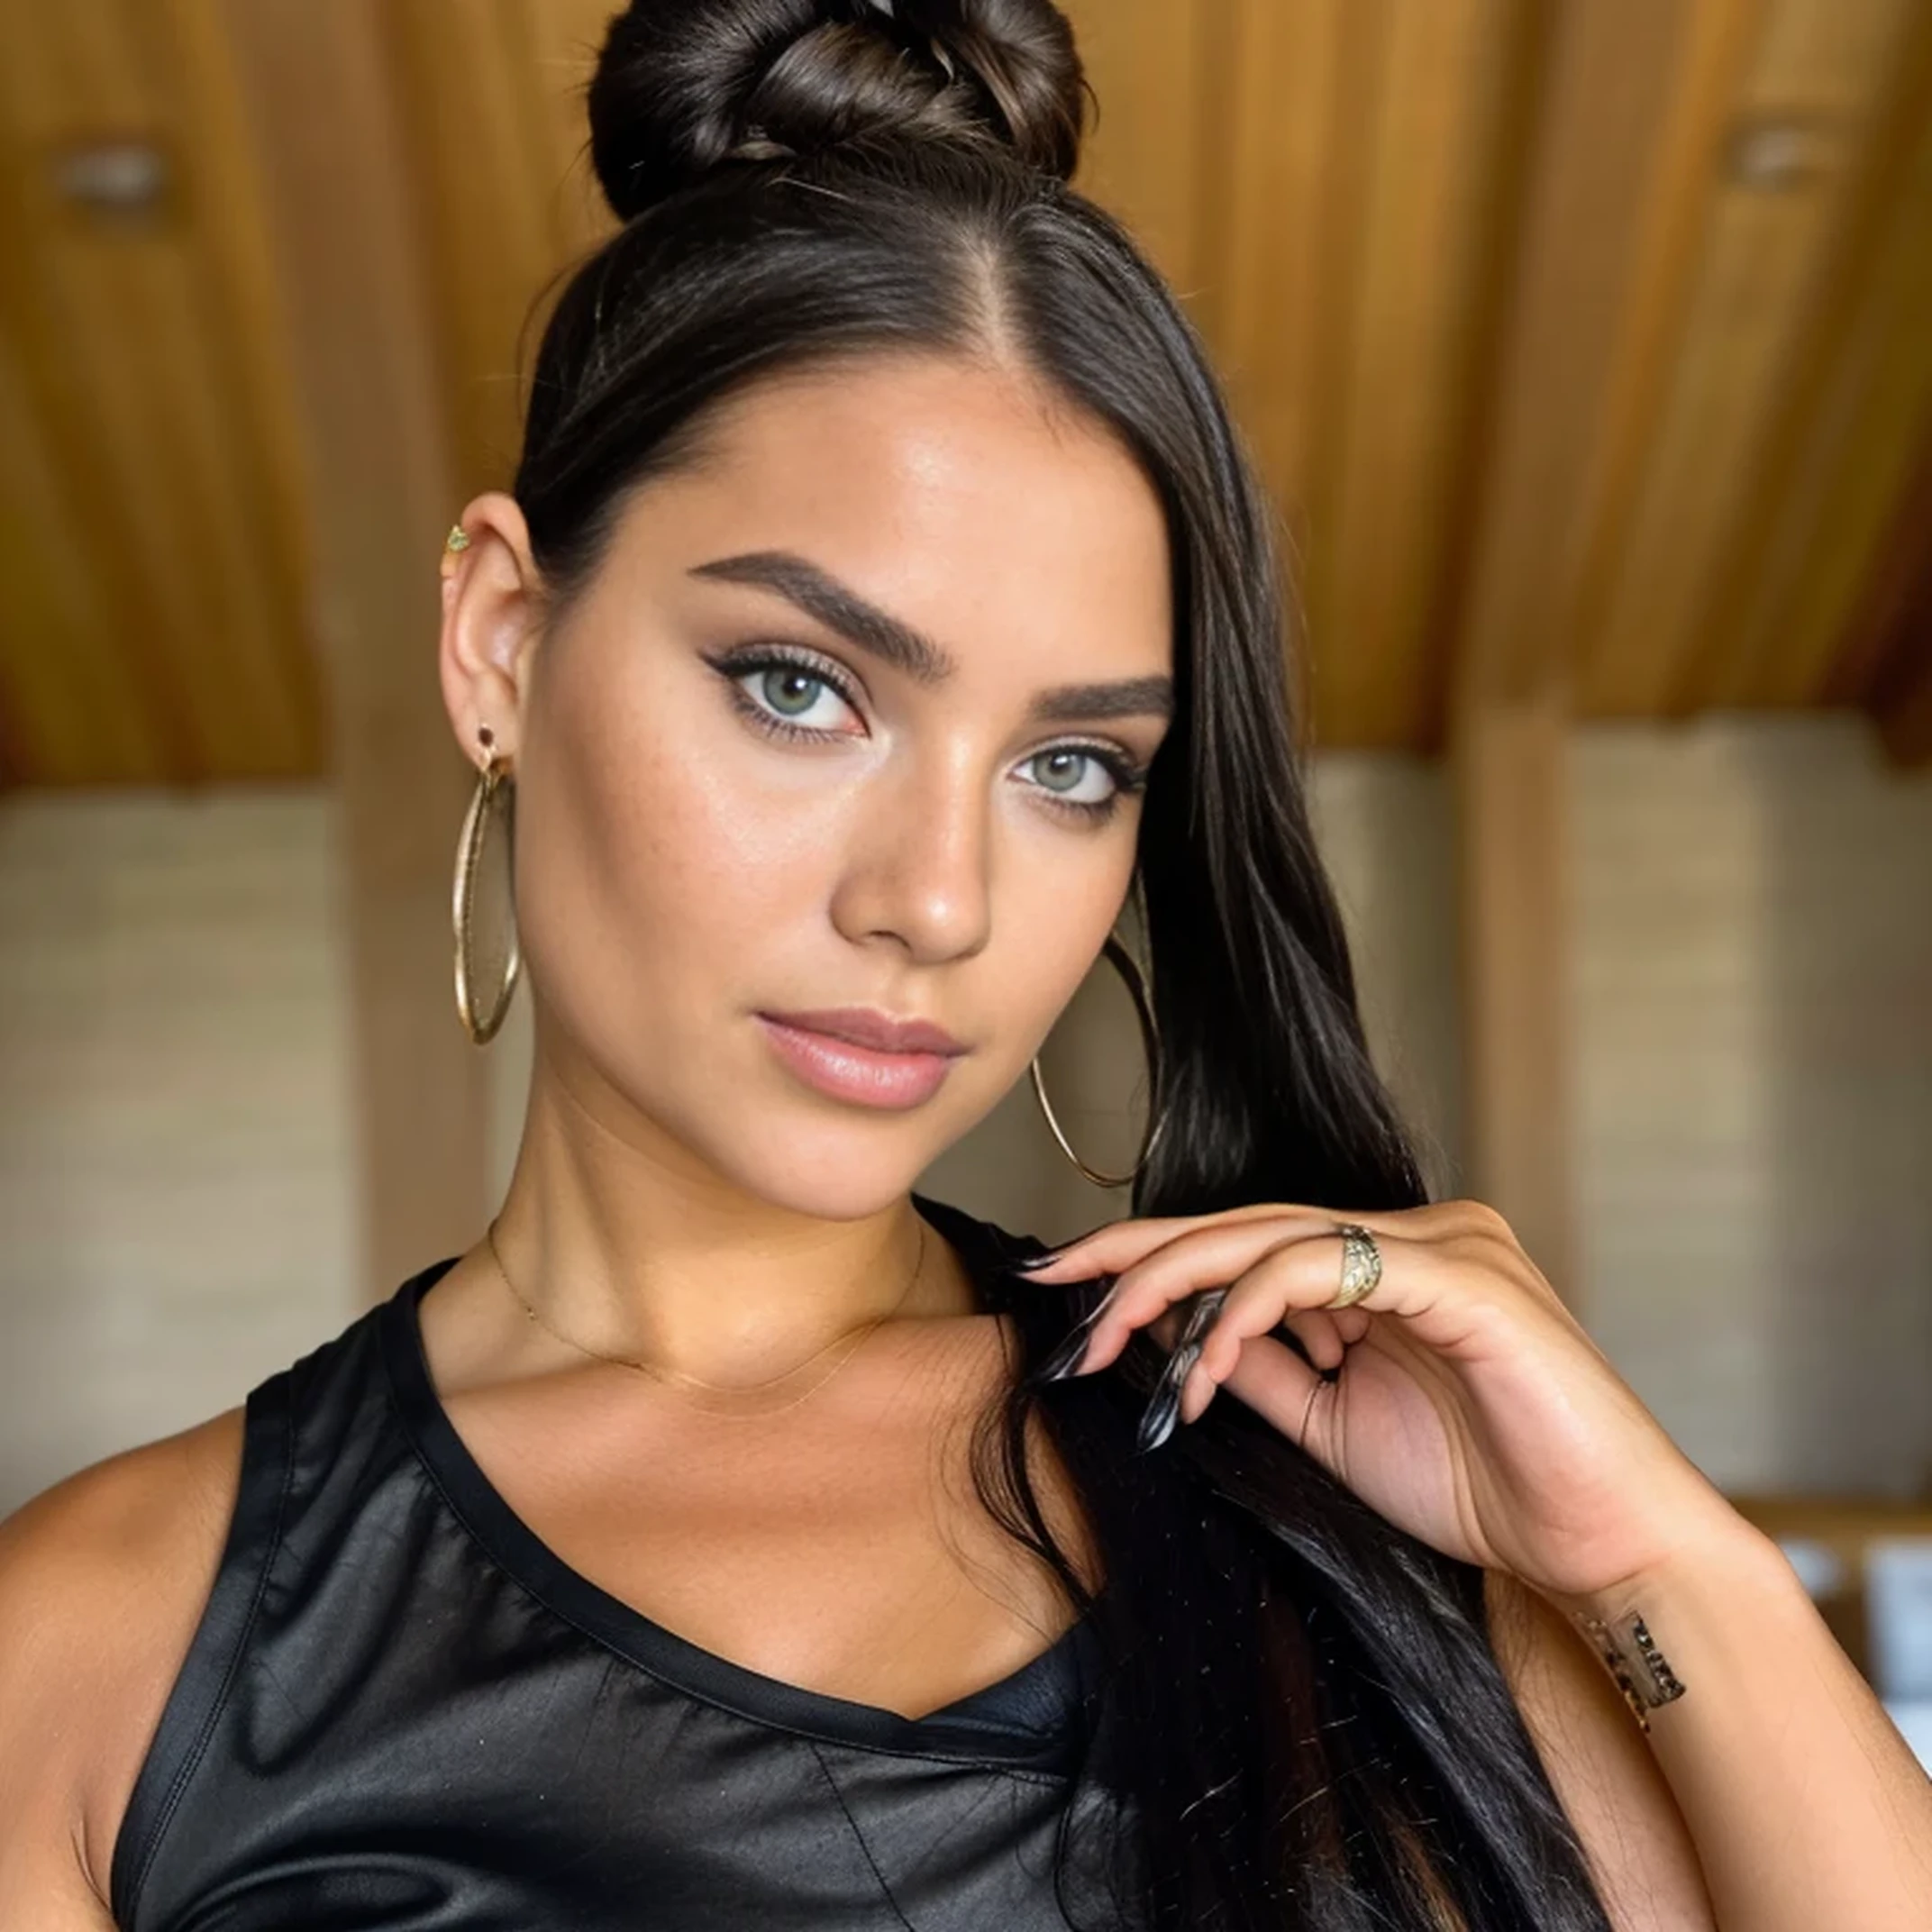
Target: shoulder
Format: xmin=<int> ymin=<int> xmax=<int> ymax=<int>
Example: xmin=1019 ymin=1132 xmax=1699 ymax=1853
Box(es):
xmin=0 ymin=1407 xmax=245 ymax=1918
xmin=1483 ymin=1568 xmax=1717 ymax=1932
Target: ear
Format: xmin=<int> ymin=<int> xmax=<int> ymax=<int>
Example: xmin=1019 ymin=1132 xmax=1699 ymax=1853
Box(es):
xmin=438 ymin=491 xmax=542 ymax=771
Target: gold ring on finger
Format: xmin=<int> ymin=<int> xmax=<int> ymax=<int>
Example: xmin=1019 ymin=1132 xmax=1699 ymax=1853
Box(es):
xmin=1327 ymin=1222 xmax=1382 ymax=1309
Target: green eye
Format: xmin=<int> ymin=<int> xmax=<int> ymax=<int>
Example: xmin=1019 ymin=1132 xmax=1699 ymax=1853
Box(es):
xmin=1016 ymin=743 xmax=1146 ymax=822
xmin=1030 ymin=749 xmax=1107 ymax=798
xmin=761 ymin=668 xmax=825 ymax=716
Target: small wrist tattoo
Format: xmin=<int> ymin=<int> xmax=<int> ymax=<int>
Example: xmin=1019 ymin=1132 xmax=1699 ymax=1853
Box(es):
xmin=1572 ymin=1609 xmax=1686 ymax=1733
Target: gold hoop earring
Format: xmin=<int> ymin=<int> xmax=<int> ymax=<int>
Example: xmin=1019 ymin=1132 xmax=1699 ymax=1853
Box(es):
xmin=452 ymin=731 xmax=520 ymax=1044
xmin=1029 ymin=932 xmax=1168 ymax=1189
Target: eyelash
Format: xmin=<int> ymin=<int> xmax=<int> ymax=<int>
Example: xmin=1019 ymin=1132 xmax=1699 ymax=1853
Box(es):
xmin=702 ymin=643 xmax=1150 ymax=824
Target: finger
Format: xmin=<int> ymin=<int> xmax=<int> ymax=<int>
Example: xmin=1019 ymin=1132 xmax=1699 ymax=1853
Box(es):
xmin=1144 ymin=1251 xmax=1344 ymax=1433
xmin=1178 ymin=1251 xmax=1344 ymax=1421
xmin=1072 ymin=1224 xmax=1300 ymax=1375
xmin=1332 ymin=1306 xmax=1373 ymax=1346
xmin=1135 ymin=1285 xmax=1226 ymax=1378
xmin=1076 ymin=1218 xmax=1409 ymax=1377
xmin=1279 ymin=1308 xmax=1348 ymax=1372
xmin=1178 ymin=1299 xmax=1345 ymax=1428
xmin=1233 ymin=1341 xmax=1344 ymax=1461
xmin=1016 ymin=1201 xmax=1319 ymax=1281
xmin=1134 ymin=1288 xmax=1230 ymax=1452
xmin=1179 ymin=1330 xmax=1327 ymax=1444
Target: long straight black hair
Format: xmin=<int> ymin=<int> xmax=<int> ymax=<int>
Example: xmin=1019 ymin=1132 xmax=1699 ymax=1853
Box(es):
xmin=512 ymin=4 xmax=1616 ymax=1927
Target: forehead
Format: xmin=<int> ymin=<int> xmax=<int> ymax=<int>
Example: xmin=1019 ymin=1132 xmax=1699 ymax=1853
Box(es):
xmin=610 ymin=352 xmax=1173 ymax=679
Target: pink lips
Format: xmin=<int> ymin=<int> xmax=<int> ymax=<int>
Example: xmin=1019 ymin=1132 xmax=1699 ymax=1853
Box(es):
xmin=756 ymin=1007 xmax=966 ymax=1110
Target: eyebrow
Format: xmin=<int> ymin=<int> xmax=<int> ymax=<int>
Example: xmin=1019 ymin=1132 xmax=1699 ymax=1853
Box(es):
xmin=688 ymin=549 xmax=1174 ymax=724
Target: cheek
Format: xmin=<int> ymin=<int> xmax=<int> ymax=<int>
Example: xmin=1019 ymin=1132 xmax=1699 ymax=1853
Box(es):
xmin=618 ymin=733 xmax=833 ymax=930
xmin=1004 ymin=848 xmax=1140 ymax=1017
xmin=956 ymin=804 xmax=1142 ymax=1090
xmin=513 ymin=648 xmax=848 ymax=1023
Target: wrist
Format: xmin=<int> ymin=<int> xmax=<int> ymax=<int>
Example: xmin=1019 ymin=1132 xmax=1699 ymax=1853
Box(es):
xmin=1541 ymin=1516 xmax=1800 ymax=1733
xmin=1553 ymin=1506 xmax=1791 ymax=1626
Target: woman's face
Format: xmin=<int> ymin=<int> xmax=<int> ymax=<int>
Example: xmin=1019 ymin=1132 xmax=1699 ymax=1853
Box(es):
xmin=448 ymin=352 xmax=1174 ymax=1220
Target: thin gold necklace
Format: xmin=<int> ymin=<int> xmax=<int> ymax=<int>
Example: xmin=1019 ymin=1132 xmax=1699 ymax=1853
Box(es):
xmin=481 ymin=1217 xmax=927 ymax=1419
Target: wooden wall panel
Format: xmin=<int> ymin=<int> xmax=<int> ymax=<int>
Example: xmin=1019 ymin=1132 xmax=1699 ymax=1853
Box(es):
xmin=1064 ymin=0 xmax=1215 ymax=297
xmin=1075 ymin=0 xmax=1537 ymax=751
xmin=385 ymin=0 xmax=607 ymax=497
xmin=0 ymin=0 xmax=316 ymax=786
xmin=521 ymin=0 xmax=629 ymax=261
xmin=0 ymin=336 xmax=157 ymax=782
xmin=1847 ymin=429 xmax=1932 ymax=765
xmin=1578 ymin=0 xmax=1920 ymax=715
xmin=1210 ymin=0 xmax=1345 ymax=546
xmin=4 ymin=0 xmax=1932 ymax=782
xmin=1452 ymin=0 xmax=1726 ymax=709
xmin=1453 ymin=691 xmax=1574 ymax=1300
xmin=1703 ymin=11 xmax=1932 ymax=711
xmin=219 ymin=0 xmax=490 ymax=1301
xmin=1302 ymin=0 xmax=1531 ymax=747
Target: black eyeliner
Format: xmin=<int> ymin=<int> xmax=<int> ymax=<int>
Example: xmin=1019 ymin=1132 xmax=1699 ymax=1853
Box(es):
xmin=703 ymin=643 xmax=1148 ymax=821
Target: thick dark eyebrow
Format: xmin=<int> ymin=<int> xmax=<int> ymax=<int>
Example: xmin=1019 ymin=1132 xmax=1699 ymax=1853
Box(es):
xmin=688 ymin=548 xmax=1173 ymax=724
xmin=1026 ymin=676 xmax=1173 ymax=724
xmin=689 ymin=550 xmax=956 ymax=685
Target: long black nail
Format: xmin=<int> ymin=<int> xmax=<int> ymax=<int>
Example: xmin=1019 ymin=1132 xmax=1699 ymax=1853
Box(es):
xmin=1036 ymin=1276 xmax=1120 ymax=1381
xmin=1009 ymin=1249 xmax=1062 ymax=1271
xmin=1040 ymin=1325 xmax=1094 ymax=1381
xmin=1134 ymin=1290 xmax=1228 ymax=1452
xmin=1173 ymin=1289 xmax=1227 ymax=1354
xmin=1135 ymin=1343 xmax=1203 ymax=1452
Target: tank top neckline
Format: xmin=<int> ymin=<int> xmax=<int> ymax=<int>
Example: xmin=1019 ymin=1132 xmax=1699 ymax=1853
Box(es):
xmin=375 ymin=1191 xmax=1093 ymax=1772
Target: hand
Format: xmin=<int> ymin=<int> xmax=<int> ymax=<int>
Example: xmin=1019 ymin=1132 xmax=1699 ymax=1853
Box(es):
xmin=1020 ymin=1199 xmax=1745 ymax=1608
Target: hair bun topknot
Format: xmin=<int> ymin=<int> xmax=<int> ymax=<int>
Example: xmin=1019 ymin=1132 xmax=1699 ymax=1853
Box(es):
xmin=587 ymin=0 xmax=1087 ymax=221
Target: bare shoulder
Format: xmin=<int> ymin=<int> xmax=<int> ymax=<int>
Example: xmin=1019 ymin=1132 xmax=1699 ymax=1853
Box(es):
xmin=1483 ymin=1568 xmax=1717 ymax=1932
xmin=0 ymin=1407 xmax=245 ymax=1923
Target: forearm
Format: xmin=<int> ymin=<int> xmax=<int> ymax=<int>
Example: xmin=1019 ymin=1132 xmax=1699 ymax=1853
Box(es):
xmin=1562 ymin=1520 xmax=1932 ymax=1930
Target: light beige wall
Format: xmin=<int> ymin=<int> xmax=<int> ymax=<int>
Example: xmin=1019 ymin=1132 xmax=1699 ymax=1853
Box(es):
xmin=1308 ymin=751 xmax=1467 ymax=1202
xmin=1573 ymin=715 xmax=1932 ymax=1498
xmin=0 ymin=790 xmax=360 ymax=1516
xmin=4 ymin=713 xmax=1928 ymax=1513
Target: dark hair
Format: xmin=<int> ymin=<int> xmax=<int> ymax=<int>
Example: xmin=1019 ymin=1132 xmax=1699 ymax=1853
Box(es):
xmin=515 ymin=4 xmax=1616 ymax=1927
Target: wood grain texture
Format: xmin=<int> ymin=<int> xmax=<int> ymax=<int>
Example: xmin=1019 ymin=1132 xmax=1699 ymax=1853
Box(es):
xmin=1450 ymin=689 xmax=1575 ymax=1306
xmin=217 ymin=0 xmax=491 ymax=1302
xmin=1307 ymin=0 xmax=1530 ymax=748
xmin=1852 ymin=429 xmax=1932 ymax=765
xmin=1579 ymin=0 xmax=1918 ymax=715
xmin=0 ymin=0 xmax=316 ymax=786
xmin=1700 ymin=6 xmax=1932 ymax=712
xmin=385 ymin=0 xmax=594 ymax=497
xmin=1064 ymin=0 xmax=1214 ymax=297
xmin=1452 ymin=0 xmax=1700 ymax=706
xmin=3 ymin=0 xmax=1931 ymax=778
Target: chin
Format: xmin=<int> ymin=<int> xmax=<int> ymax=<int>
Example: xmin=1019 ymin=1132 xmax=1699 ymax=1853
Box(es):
xmin=733 ymin=1158 xmax=926 ymax=1226
xmin=707 ymin=1111 xmax=961 ymax=1225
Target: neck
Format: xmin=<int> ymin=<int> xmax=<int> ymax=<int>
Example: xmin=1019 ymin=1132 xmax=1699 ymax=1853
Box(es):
xmin=485 ymin=1046 xmax=981 ymax=1389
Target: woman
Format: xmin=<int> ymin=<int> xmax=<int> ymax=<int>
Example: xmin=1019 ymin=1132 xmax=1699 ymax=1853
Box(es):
xmin=4 ymin=1 xmax=1929 ymax=1926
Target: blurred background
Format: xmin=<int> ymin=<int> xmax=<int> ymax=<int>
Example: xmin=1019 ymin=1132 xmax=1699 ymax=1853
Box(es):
xmin=2 ymin=0 xmax=1928 ymax=1746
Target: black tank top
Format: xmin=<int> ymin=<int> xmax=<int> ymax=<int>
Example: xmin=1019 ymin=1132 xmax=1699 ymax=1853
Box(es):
xmin=108 ymin=1195 xmax=1141 ymax=1930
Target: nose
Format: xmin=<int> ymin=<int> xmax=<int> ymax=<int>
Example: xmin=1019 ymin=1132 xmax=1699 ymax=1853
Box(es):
xmin=827 ymin=743 xmax=993 ymax=964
